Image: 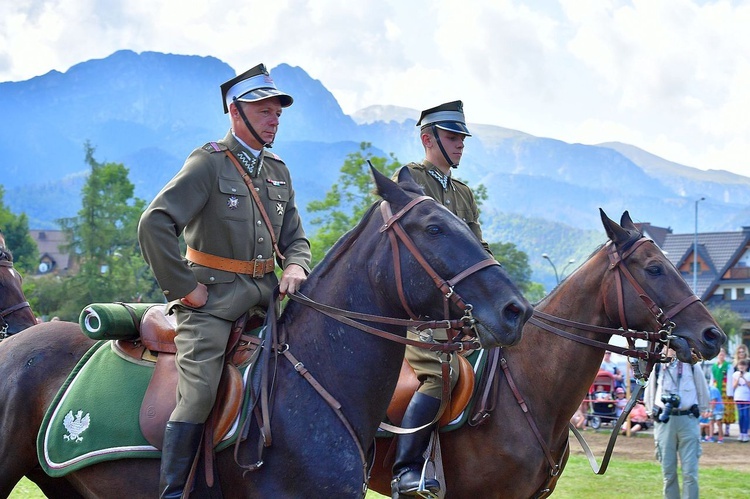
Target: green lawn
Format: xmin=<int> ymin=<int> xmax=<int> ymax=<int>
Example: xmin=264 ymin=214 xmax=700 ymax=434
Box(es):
xmin=13 ymin=457 xmax=747 ymax=498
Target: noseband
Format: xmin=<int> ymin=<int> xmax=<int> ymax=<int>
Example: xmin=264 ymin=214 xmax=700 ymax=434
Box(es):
xmin=0 ymin=260 xmax=32 ymax=337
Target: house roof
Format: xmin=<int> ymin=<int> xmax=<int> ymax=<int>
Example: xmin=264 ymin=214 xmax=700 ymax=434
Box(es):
xmin=660 ymin=228 xmax=750 ymax=299
xmin=634 ymin=223 xmax=672 ymax=247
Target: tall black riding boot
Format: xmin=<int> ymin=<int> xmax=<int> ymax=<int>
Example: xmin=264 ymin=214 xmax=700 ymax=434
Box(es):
xmin=391 ymin=392 xmax=442 ymax=498
xmin=159 ymin=421 xmax=204 ymax=499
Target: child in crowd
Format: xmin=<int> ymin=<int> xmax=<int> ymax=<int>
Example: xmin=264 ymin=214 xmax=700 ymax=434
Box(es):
xmin=708 ymin=379 xmax=725 ymax=443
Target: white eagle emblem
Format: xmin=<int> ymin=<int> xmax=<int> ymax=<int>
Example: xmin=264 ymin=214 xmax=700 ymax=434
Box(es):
xmin=276 ymin=202 xmax=284 ymax=216
xmin=63 ymin=410 xmax=91 ymax=442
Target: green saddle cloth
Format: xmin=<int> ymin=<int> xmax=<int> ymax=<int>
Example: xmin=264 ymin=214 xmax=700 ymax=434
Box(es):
xmin=37 ymin=341 xmax=250 ymax=477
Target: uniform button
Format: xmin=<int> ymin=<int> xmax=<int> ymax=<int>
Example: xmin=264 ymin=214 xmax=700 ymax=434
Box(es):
xmin=277 ymin=194 xmax=282 ymax=199
xmin=209 ymin=276 xmax=215 ymax=282
xmin=231 ymin=187 xmax=237 ymax=192
xmin=258 ymin=237 xmax=264 ymax=243
xmin=255 ymin=187 xmax=260 ymax=191
xmin=163 ymin=290 xmax=170 ymax=296
xmin=445 ymin=199 xmax=452 ymax=205
xmin=257 ymin=255 xmax=263 ymax=259
xmin=256 ymin=220 xmax=262 ymax=226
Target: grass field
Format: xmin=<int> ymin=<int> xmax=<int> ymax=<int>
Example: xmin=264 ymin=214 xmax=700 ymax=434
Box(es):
xmin=11 ymin=443 xmax=748 ymax=498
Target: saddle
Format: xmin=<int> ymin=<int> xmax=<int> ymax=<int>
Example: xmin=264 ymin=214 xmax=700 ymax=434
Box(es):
xmin=112 ymin=306 xmax=263 ymax=449
xmin=387 ymin=354 xmax=475 ymax=428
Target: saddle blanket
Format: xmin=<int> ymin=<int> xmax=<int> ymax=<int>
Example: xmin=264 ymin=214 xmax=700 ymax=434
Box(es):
xmin=37 ymin=340 xmax=251 ymax=477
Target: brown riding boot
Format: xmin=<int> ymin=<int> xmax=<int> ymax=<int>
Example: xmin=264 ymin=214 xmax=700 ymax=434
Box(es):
xmin=159 ymin=421 xmax=204 ymax=499
xmin=391 ymin=393 xmax=442 ymax=498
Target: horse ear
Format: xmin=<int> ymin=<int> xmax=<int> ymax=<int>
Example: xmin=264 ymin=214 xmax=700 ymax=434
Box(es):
xmin=396 ymin=167 xmax=425 ymax=195
xmin=620 ymin=211 xmax=638 ymax=231
xmin=370 ymin=162 xmax=413 ymax=208
xmin=600 ymin=208 xmax=630 ymax=245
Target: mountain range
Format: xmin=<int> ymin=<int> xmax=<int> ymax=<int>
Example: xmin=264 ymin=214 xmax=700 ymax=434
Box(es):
xmin=3 ymin=50 xmax=750 ymax=290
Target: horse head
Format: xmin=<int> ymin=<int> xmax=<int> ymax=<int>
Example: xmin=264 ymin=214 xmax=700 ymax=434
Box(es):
xmin=0 ymin=241 xmax=36 ymax=336
xmin=600 ymin=209 xmax=725 ymax=363
xmin=371 ymin=166 xmax=532 ymax=348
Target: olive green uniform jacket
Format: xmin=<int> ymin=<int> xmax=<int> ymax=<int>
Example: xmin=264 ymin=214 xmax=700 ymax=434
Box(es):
xmin=139 ymin=131 xmax=311 ymax=421
xmin=139 ymin=131 xmax=311 ymax=321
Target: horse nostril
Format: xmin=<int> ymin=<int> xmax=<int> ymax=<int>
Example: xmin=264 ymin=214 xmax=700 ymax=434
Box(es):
xmin=704 ymin=327 xmax=725 ymax=345
xmin=503 ymin=302 xmax=522 ymax=322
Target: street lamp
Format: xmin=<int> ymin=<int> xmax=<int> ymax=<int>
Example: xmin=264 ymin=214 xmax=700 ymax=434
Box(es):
xmin=693 ymin=197 xmax=705 ymax=294
xmin=542 ymin=254 xmax=576 ymax=285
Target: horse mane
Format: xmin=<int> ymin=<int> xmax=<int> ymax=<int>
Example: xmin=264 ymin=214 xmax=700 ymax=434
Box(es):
xmin=305 ymin=200 xmax=381 ymax=282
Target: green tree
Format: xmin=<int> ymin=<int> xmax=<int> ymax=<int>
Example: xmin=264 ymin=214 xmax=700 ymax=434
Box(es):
xmin=31 ymin=144 xmax=160 ymax=320
xmin=0 ymin=186 xmax=38 ymax=274
xmin=489 ymin=241 xmax=545 ymax=302
xmin=306 ymin=142 xmax=401 ymax=266
xmin=708 ymin=305 xmax=744 ymax=346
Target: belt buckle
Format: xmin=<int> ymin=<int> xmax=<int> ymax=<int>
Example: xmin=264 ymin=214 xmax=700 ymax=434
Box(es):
xmin=252 ymin=259 xmax=264 ymax=279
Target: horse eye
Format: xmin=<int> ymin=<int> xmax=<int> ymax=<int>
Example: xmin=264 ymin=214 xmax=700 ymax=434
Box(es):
xmin=645 ymin=265 xmax=662 ymax=276
xmin=426 ymin=225 xmax=442 ymax=236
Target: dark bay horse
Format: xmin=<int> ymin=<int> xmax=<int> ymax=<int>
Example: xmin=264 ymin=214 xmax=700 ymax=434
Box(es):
xmin=369 ymin=210 xmax=725 ymax=499
xmin=0 ymin=234 xmax=36 ymax=336
xmin=0 ymin=167 xmax=531 ymax=498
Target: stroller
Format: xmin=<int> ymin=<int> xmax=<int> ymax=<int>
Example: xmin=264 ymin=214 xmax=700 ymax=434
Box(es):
xmin=586 ymin=370 xmax=618 ymax=429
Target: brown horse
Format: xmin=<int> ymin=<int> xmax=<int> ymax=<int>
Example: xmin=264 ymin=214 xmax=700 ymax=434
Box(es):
xmin=0 ymin=167 xmax=531 ymax=498
xmin=368 ymin=210 xmax=725 ymax=499
xmin=0 ymin=233 xmax=36 ymax=336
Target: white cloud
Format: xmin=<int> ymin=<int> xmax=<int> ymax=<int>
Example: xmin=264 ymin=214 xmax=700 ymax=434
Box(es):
xmin=0 ymin=0 xmax=748 ymax=176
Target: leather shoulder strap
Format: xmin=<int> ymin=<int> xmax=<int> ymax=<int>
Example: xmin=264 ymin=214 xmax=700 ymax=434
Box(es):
xmin=223 ymin=150 xmax=285 ymax=261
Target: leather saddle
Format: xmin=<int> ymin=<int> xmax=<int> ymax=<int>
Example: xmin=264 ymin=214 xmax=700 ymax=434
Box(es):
xmin=387 ymin=354 xmax=475 ymax=428
xmin=113 ymin=307 xmax=262 ymax=449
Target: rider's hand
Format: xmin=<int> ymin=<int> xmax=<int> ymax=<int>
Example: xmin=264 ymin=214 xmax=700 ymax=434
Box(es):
xmin=180 ymin=283 xmax=208 ymax=308
xmin=279 ymin=264 xmax=307 ymax=298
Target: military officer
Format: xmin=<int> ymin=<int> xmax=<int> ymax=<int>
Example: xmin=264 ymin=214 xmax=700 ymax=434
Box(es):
xmin=391 ymin=100 xmax=491 ymax=498
xmin=138 ymin=63 xmax=311 ymax=499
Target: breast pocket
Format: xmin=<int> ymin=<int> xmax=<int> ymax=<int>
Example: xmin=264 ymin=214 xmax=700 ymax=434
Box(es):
xmin=265 ymin=185 xmax=290 ymax=228
xmin=218 ymin=177 xmax=249 ymax=221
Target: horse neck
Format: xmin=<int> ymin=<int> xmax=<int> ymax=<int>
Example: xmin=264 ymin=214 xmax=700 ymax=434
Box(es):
xmin=499 ymin=249 xmax=614 ymax=431
xmin=277 ymin=234 xmax=408 ymax=440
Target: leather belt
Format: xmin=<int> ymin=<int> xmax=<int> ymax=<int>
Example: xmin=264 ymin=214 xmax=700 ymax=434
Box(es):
xmin=186 ymin=247 xmax=274 ymax=278
xmin=670 ymin=409 xmax=693 ymax=416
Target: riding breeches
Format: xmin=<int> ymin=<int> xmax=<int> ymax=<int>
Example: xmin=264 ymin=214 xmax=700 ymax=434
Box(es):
xmin=170 ymin=306 xmax=233 ymax=423
xmin=405 ymin=329 xmax=459 ymax=399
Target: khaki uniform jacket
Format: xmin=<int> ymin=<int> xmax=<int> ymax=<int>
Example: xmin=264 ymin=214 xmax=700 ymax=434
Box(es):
xmin=138 ymin=131 xmax=311 ymax=321
xmin=397 ymin=162 xmax=491 ymax=253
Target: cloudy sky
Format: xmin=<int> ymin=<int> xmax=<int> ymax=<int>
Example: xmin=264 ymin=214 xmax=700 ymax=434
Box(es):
xmin=2 ymin=0 xmax=749 ymax=176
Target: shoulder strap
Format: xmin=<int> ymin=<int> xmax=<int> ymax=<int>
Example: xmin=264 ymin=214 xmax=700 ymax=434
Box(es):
xmin=223 ymin=150 xmax=286 ymax=261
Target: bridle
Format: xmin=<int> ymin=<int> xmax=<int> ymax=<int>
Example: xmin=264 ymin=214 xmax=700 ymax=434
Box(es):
xmin=498 ymin=235 xmax=704 ymax=485
xmin=0 ymin=260 xmax=33 ymax=338
xmin=288 ymin=195 xmax=501 ymax=353
xmin=529 ymin=237 xmax=701 ymax=381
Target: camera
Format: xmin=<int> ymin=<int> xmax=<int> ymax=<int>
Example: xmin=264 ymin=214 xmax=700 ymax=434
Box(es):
xmin=658 ymin=393 xmax=681 ymax=423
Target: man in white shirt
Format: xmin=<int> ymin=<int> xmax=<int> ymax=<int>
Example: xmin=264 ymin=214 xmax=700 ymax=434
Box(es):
xmin=644 ymin=350 xmax=710 ymax=499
